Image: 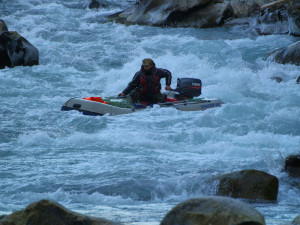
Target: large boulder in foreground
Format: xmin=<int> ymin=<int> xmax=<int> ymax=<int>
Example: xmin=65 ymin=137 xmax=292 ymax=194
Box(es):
xmin=216 ymin=169 xmax=279 ymax=201
xmin=285 ymin=155 xmax=300 ymax=177
xmin=160 ymin=196 xmax=266 ymax=225
xmin=0 ymin=199 xmax=120 ymax=225
xmin=264 ymin=41 xmax=300 ymax=66
xmin=0 ymin=20 xmax=39 ymax=69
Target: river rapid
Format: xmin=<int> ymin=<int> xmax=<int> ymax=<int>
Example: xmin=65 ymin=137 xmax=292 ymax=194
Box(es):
xmin=1 ymin=0 xmax=300 ymax=224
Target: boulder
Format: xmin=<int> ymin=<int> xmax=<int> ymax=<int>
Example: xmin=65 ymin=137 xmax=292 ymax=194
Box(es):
xmin=109 ymin=0 xmax=282 ymax=29
xmin=255 ymin=9 xmax=289 ymax=35
xmin=264 ymin=41 xmax=300 ymax=66
xmin=0 ymin=20 xmax=8 ymax=33
xmin=293 ymin=214 xmax=300 ymax=225
xmin=0 ymin=20 xmax=39 ymax=69
xmin=0 ymin=199 xmax=120 ymax=225
xmin=285 ymin=155 xmax=300 ymax=177
xmin=288 ymin=3 xmax=300 ymax=36
xmin=89 ymin=0 xmax=107 ymax=9
xmin=160 ymin=196 xmax=266 ymax=225
xmin=0 ymin=31 xmax=39 ymax=68
xmin=216 ymin=169 xmax=279 ymax=201
xmin=297 ymin=75 xmax=300 ymax=84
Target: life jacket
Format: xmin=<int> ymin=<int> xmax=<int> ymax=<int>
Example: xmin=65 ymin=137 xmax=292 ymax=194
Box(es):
xmin=138 ymin=69 xmax=161 ymax=95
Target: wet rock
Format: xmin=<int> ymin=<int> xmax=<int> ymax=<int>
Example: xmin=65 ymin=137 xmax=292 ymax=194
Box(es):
xmin=297 ymin=76 xmax=300 ymax=84
xmin=0 ymin=31 xmax=39 ymax=68
xmin=0 ymin=199 xmax=120 ymax=225
xmin=0 ymin=20 xmax=8 ymax=33
xmin=285 ymin=155 xmax=300 ymax=177
xmin=160 ymin=196 xmax=266 ymax=225
xmin=288 ymin=3 xmax=300 ymax=36
xmin=293 ymin=214 xmax=300 ymax=225
xmin=0 ymin=20 xmax=39 ymax=69
xmin=109 ymin=0 xmax=277 ymax=29
xmin=264 ymin=41 xmax=300 ymax=66
xmin=271 ymin=76 xmax=283 ymax=83
xmin=216 ymin=169 xmax=279 ymax=201
xmin=255 ymin=9 xmax=289 ymax=35
xmin=89 ymin=0 xmax=107 ymax=9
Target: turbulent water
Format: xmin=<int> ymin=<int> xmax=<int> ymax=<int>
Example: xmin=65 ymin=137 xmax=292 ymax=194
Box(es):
xmin=1 ymin=0 xmax=300 ymax=224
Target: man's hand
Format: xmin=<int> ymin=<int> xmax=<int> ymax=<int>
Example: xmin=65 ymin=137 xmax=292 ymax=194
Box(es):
xmin=118 ymin=93 xmax=125 ymax=96
xmin=165 ymin=85 xmax=172 ymax=91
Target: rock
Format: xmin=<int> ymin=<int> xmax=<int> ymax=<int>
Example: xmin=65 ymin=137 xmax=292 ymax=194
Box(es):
xmin=0 ymin=199 xmax=120 ymax=225
xmin=111 ymin=0 xmax=235 ymax=28
xmin=297 ymin=76 xmax=300 ymax=84
xmin=288 ymin=3 xmax=300 ymax=36
xmin=285 ymin=155 xmax=300 ymax=177
xmin=271 ymin=76 xmax=283 ymax=83
xmin=0 ymin=20 xmax=8 ymax=33
xmin=0 ymin=31 xmax=39 ymax=69
xmin=89 ymin=0 xmax=107 ymax=9
xmin=264 ymin=41 xmax=300 ymax=66
xmin=160 ymin=196 xmax=266 ymax=225
xmin=230 ymin=1 xmax=260 ymax=18
xmin=255 ymin=9 xmax=289 ymax=35
xmin=216 ymin=169 xmax=279 ymax=201
xmin=171 ymin=2 xmax=234 ymax=28
xmin=293 ymin=214 xmax=300 ymax=225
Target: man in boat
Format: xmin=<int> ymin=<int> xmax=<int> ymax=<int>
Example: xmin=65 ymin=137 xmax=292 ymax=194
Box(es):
xmin=118 ymin=58 xmax=172 ymax=103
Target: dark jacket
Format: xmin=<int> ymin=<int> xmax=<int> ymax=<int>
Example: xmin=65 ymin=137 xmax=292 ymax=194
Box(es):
xmin=122 ymin=66 xmax=172 ymax=96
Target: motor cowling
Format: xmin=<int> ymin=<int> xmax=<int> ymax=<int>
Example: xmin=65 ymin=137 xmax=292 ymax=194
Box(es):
xmin=175 ymin=78 xmax=202 ymax=99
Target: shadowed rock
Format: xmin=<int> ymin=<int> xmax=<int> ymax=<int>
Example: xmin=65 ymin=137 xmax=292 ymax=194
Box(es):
xmin=0 ymin=20 xmax=39 ymax=69
xmin=216 ymin=169 xmax=279 ymax=201
xmin=264 ymin=41 xmax=300 ymax=66
xmin=285 ymin=155 xmax=300 ymax=177
xmin=109 ymin=0 xmax=262 ymax=28
xmin=0 ymin=20 xmax=8 ymax=33
xmin=160 ymin=196 xmax=266 ymax=225
xmin=0 ymin=199 xmax=120 ymax=225
xmin=89 ymin=0 xmax=107 ymax=9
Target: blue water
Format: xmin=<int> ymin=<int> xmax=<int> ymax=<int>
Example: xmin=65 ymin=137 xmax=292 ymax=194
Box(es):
xmin=1 ymin=1 xmax=300 ymax=224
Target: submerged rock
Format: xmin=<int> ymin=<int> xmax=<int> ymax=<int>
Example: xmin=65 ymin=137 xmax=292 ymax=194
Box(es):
xmin=160 ymin=196 xmax=266 ymax=225
xmin=89 ymin=0 xmax=107 ymax=9
xmin=216 ymin=169 xmax=279 ymax=201
xmin=0 ymin=199 xmax=120 ymax=225
xmin=285 ymin=155 xmax=300 ymax=177
xmin=0 ymin=20 xmax=39 ymax=69
xmin=264 ymin=41 xmax=300 ymax=66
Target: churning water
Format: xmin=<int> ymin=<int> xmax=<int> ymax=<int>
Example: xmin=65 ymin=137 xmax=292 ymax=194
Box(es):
xmin=1 ymin=0 xmax=300 ymax=224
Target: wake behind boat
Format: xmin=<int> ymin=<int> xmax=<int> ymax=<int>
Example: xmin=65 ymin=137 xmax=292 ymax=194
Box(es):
xmin=61 ymin=78 xmax=224 ymax=116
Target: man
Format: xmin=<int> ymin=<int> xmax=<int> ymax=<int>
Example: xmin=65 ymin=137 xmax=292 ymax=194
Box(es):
xmin=118 ymin=58 xmax=172 ymax=103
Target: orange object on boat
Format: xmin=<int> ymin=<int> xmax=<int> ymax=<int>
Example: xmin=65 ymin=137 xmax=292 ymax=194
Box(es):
xmin=83 ymin=97 xmax=108 ymax=104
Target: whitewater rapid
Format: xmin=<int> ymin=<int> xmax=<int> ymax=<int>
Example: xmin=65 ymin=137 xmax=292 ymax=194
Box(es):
xmin=1 ymin=0 xmax=300 ymax=224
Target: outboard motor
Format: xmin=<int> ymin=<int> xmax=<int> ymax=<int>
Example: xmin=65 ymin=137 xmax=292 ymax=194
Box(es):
xmin=175 ymin=78 xmax=202 ymax=99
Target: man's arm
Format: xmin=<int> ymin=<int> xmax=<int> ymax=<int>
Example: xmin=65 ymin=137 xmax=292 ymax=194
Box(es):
xmin=158 ymin=68 xmax=172 ymax=90
xmin=120 ymin=72 xmax=140 ymax=95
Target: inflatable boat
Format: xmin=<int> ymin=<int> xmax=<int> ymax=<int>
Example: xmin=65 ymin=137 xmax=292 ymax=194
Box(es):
xmin=61 ymin=78 xmax=223 ymax=116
